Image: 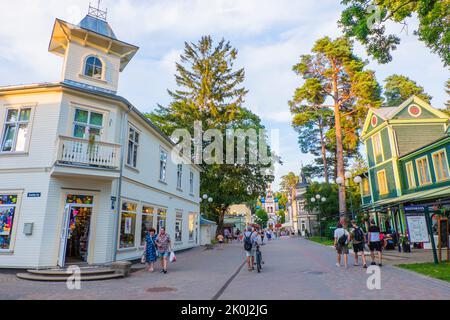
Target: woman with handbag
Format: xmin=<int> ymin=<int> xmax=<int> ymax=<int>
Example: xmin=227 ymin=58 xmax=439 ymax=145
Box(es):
xmin=155 ymin=227 xmax=172 ymax=274
xmin=143 ymin=227 xmax=158 ymax=272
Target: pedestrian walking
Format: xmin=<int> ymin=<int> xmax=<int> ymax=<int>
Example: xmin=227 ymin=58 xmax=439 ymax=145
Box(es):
xmin=143 ymin=227 xmax=158 ymax=272
xmin=217 ymin=233 xmax=224 ymax=249
xmin=350 ymin=220 xmax=367 ymax=268
xmin=155 ymin=227 xmax=172 ymax=274
xmin=243 ymin=227 xmax=259 ymax=271
xmin=334 ymin=223 xmax=350 ymax=268
xmin=368 ymin=219 xmax=383 ymax=267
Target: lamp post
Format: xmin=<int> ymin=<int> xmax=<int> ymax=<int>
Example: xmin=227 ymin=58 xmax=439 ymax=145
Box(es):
xmin=199 ymin=194 xmax=213 ymax=218
xmin=311 ymin=194 xmax=326 ymax=240
xmin=336 ymin=172 xmax=361 ymax=220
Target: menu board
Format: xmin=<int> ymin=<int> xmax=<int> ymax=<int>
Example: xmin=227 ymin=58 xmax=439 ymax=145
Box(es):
xmin=406 ymin=215 xmax=429 ymax=243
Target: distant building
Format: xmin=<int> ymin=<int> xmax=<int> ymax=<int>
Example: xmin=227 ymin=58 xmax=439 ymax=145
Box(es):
xmin=295 ymin=169 xmax=312 ymax=236
xmin=261 ymin=186 xmax=279 ymax=229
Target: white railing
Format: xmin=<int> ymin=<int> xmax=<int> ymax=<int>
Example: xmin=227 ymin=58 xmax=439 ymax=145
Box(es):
xmin=56 ymin=135 xmax=121 ymax=169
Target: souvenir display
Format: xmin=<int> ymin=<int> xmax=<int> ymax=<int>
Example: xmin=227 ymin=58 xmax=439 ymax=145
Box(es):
xmin=66 ymin=194 xmax=93 ymax=205
xmin=0 ymin=195 xmax=17 ymax=250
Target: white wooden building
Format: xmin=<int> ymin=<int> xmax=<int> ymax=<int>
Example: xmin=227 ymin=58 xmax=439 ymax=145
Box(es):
xmin=0 ymin=9 xmax=201 ymax=269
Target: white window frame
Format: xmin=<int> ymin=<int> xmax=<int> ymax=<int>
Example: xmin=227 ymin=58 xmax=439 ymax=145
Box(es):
xmin=159 ymin=148 xmax=168 ymax=182
xmin=0 ymin=191 xmax=22 ymax=252
xmin=177 ymin=164 xmax=183 ymax=190
xmin=1 ymin=105 xmax=34 ymax=154
xmin=72 ymin=106 xmax=105 ymax=140
xmin=432 ymin=149 xmax=450 ymax=182
xmin=127 ymin=125 xmax=140 ymax=168
xmin=405 ymin=161 xmax=416 ymax=189
xmin=415 ymin=156 xmax=432 ymax=186
xmin=82 ymin=55 xmax=105 ymax=81
xmin=189 ymin=171 xmax=194 ymax=194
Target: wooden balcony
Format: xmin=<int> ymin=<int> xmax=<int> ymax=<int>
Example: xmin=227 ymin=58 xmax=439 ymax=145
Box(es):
xmin=55 ymin=135 xmax=121 ymax=170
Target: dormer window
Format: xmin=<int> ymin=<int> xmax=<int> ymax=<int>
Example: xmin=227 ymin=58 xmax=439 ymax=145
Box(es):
xmin=84 ymin=56 xmax=103 ymax=80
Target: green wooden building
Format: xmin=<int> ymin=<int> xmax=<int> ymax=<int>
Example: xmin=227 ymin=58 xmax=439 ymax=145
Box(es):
xmin=358 ymin=96 xmax=450 ymax=237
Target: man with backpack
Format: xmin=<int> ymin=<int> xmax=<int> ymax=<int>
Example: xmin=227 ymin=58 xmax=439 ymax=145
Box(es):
xmin=243 ymin=226 xmax=259 ymax=271
xmin=334 ymin=222 xmax=350 ymax=268
xmin=350 ymin=220 xmax=367 ymax=268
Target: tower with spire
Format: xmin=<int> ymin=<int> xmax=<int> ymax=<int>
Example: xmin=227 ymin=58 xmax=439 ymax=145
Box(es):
xmin=48 ymin=2 xmax=139 ymax=94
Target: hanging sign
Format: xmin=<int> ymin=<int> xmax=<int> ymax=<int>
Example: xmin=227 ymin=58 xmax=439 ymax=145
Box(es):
xmin=406 ymin=215 xmax=429 ymax=243
xmin=124 ymin=217 xmax=132 ymax=234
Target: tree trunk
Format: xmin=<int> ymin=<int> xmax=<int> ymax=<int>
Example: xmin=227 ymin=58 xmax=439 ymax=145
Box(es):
xmin=332 ymin=73 xmax=347 ymax=216
xmin=216 ymin=206 xmax=228 ymax=236
xmin=318 ymin=121 xmax=329 ymax=184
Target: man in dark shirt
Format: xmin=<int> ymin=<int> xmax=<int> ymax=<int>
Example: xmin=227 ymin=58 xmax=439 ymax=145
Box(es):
xmin=368 ymin=219 xmax=383 ymax=267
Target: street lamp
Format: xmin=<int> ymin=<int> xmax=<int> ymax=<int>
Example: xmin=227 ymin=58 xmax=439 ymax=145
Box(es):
xmin=200 ymin=194 xmax=213 ymax=218
xmin=311 ymin=194 xmax=327 ymax=240
xmin=336 ymin=172 xmax=360 ymax=219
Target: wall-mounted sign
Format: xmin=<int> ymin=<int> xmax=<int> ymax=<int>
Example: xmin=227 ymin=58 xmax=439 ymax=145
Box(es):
xmin=111 ymin=196 xmax=117 ymax=210
xmin=27 ymin=193 xmax=41 ymax=198
xmin=406 ymin=215 xmax=429 ymax=243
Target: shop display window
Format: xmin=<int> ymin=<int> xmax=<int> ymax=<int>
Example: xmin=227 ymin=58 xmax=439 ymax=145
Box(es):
xmin=157 ymin=208 xmax=167 ymax=234
xmin=0 ymin=194 xmax=17 ymax=250
xmin=175 ymin=212 xmax=183 ymax=242
xmin=189 ymin=213 xmax=195 ymax=241
xmin=119 ymin=201 xmax=137 ymax=249
xmin=141 ymin=206 xmax=154 ymax=245
xmin=66 ymin=194 xmax=93 ymax=205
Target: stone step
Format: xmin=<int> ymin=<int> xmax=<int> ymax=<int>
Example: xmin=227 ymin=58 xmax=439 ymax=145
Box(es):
xmin=26 ymin=268 xmax=115 ymax=276
xmin=16 ymin=272 xmax=124 ymax=282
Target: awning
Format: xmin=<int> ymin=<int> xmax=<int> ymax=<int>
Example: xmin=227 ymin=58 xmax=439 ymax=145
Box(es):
xmin=200 ymin=217 xmax=216 ymax=226
xmin=360 ymin=185 xmax=450 ymax=212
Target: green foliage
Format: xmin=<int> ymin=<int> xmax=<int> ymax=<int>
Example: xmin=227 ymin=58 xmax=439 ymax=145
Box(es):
xmin=339 ymin=0 xmax=450 ymax=66
xmin=384 ymin=74 xmax=432 ymax=106
xmin=279 ymin=172 xmax=299 ymax=192
xmin=255 ymin=209 xmax=269 ymax=228
xmin=147 ymin=36 xmax=274 ymax=233
xmin=276 ymin=209 xmax=286 ymax=224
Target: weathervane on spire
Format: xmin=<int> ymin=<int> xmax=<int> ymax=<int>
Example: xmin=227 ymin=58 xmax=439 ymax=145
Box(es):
xmin=88 ymin=0 xmax=108 ymax=21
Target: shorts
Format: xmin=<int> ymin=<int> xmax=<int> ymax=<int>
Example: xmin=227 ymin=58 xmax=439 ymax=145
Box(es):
xmin=369 ymin=241 xmax=382 ymax=252
xmin=158 ymin=250 xmax=170 ymax=258
xmin=219 ymin=241 xmax=224 ymax=244
xmin=336 ymin=244 xmax=349 ymax=254
xmin=353 ymin=242 xmax=365 ymax=253
xmin=245 ymin=248 xmax=256 ymax=257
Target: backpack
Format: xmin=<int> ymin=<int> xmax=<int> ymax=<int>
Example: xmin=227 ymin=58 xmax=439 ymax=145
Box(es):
xmin=338 ymin=230 xmax=348 ymax=246
xmin=354 ymin=227 xmax=364 ymax=242
xmin=244 ymin=233 xmax=253 ymax=251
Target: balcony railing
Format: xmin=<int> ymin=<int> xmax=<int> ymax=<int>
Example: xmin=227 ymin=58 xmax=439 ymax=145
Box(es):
xmin=56 ymin=135 xmax=121 ymax=169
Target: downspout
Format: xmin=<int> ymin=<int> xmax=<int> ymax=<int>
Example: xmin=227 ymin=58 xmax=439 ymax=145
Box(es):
xmin=112 ymin=105 xmax=131 ymax=263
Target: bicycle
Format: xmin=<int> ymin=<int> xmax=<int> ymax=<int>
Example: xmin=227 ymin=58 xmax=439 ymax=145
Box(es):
xmin=255 ymin=244 xmax=263 ymax=273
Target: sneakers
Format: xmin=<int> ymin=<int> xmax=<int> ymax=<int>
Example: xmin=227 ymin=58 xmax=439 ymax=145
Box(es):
xmin=371 ymin=262 xmax=376 ymax=266
xmin=378 ymin=263 xmax=382 ymax=267
xmin=363 ymin=264 xmax=368 ymax=269
xmin=336 ymin=263 xmax=341 ymax=267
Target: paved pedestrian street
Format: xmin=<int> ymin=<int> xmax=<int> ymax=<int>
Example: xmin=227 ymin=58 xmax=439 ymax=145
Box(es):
xmin=1 ymin=237 xmax=449 ymax=300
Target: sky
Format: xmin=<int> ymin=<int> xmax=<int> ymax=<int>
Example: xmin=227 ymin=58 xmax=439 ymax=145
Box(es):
xmin=0 ymin=0 xmax=448 ymax=191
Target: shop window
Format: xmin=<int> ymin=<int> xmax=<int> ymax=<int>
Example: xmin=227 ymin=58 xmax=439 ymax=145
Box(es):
xmin=73 ymin=108 xmax=104 ymax=140
xmin=175 ymin=212 xmax=183 ymax=242
xmin=156 ymin=208 xmax=167 ymax=234
xmin=119 ymin=201 xmax=137 ymax=249
xmin=432 ymin=150 xmax=449 ymax=182
xmin=84 ymin=56 xmax=103 ymax=79
xmin=188 ymin=213 xmax=196 ymax=241
xmin=66 ymin=194 xmax=94 ymax=204
xmin=159 ymin=149 xmax=168 ymax=181
xmin=127 ymin=126 xmax=139 ymax=168
xmin=405 ymin=162 xmax=416 ymax=189
xmin=377 ymin=170 xmax=388 ymax=195
xmin=0 ymin=194 xmax=18 ymax=250
xmin=1 ymin=107 xmax=31 ymax=152
xmin=141 ymin=205 xmax=154 ymax=246
xmin=177 ymin=164 xmax=183 ymax=189
xmin=416 ymin=157 xmax=431 ymax=186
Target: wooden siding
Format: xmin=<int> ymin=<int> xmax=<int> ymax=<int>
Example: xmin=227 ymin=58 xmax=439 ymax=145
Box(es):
xmin=393 ymin=124 xmax=445 ymax=156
